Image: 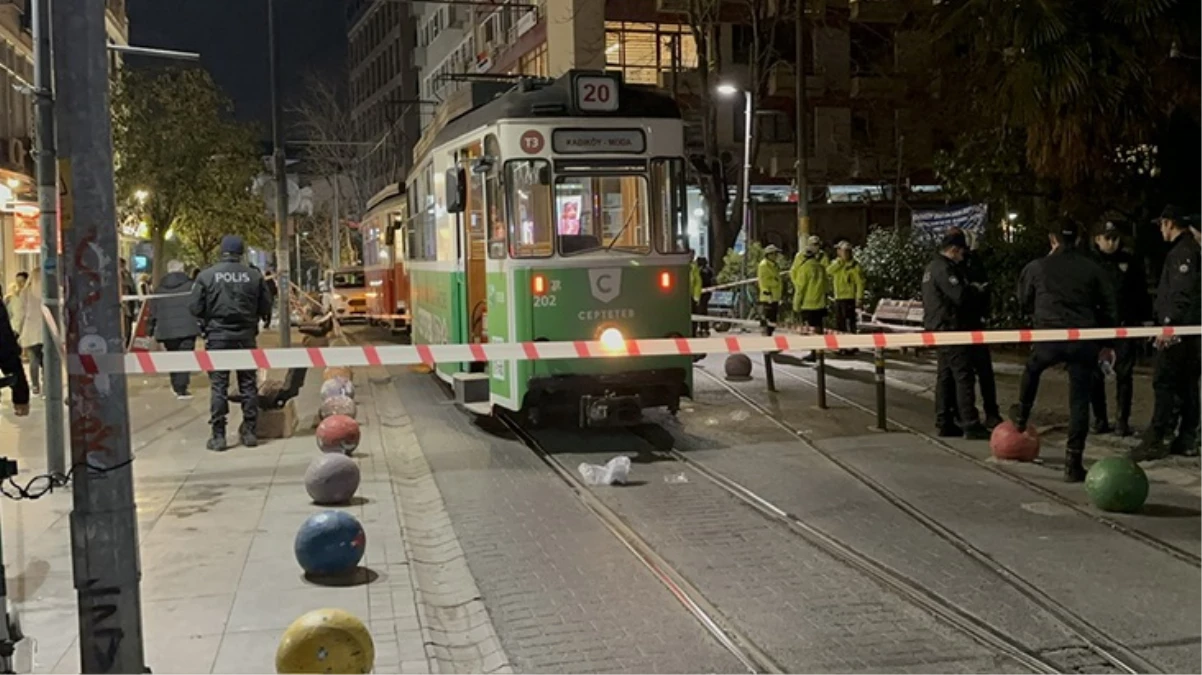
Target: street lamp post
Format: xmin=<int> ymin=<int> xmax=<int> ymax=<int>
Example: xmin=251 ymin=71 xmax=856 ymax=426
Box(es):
xmin=268 ymin=0 xmax=290 ymax=347
xmin=718 ymin=83 xmax=754 ymax=319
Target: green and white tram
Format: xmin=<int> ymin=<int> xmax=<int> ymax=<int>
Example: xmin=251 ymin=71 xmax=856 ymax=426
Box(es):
xmin=404 ymin=70 xmax=694 ymax=426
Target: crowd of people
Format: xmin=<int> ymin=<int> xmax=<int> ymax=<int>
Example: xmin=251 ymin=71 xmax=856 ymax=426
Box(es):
xmin=740 ymin=207 xmax=1200 ymax=482
xmin=0 ymin=236 xmax=276 ymax=452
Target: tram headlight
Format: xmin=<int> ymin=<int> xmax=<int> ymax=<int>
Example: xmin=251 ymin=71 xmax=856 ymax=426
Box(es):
xmin=599 ymin=327 xmax=625 ymax=353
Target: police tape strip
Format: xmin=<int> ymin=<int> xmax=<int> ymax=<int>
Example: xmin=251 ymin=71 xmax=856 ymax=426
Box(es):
xmin=65 ymin=325 xmax=1202 ymax=375
xmin=121 ymin=291 xmax=191 ymax=302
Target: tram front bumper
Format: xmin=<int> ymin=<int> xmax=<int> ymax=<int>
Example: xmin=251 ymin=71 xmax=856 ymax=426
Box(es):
xmin=579 ymin=394 xmax=643 ymax=428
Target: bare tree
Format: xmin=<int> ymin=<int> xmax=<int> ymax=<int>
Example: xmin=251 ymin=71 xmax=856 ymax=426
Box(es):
xmin=295 ymin=206 xmax=361 ymax=272
xmin=681 ymin=0 xmax=791 ymax=270
xmin=290 ymin=73 xmax=372 ymax=221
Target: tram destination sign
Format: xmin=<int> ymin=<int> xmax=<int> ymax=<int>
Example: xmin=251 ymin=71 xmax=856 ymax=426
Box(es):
xmin=552 ymin=129 xmax=646 ymax=154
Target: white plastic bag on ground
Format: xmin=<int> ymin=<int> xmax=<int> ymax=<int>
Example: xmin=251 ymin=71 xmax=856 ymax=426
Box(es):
xmin=578 ymin=456 xmax=631 ymax=486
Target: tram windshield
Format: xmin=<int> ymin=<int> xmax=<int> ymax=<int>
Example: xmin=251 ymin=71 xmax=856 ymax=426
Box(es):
xmin=331 ymin=270 xmax=365 ymax=289
xmin=555 ymin=175 xmax=650 ymax=256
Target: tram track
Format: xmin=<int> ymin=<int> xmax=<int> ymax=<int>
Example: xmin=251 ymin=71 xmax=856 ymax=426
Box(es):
xmin=692 ymin=365 xmax=1163 ymax=674
xmin=755 ymin=357 xmax=1201 ymax=569
xmin=496 ymin=411 xmax=783 ymax=675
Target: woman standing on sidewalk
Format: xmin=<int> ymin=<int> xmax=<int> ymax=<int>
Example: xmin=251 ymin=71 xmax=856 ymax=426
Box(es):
xmin=10 ymin=269 xmax=44 ymax=397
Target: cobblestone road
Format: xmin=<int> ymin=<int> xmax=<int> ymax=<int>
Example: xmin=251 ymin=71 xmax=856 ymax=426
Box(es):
xmin=542 ymin=427 xmax=1029 ymax=673
xmin=683 ymin=358 xmax=1200 ymax=671
xmin=391 ymin=370 xmax=744 ymax=674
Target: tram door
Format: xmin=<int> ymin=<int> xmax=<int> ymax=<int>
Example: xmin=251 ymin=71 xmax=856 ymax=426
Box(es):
xmin=462 ymin=142 xmax=488 ymax=356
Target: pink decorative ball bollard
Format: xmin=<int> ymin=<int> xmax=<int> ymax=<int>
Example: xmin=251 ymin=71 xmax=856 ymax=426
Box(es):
xmin=316 ymin=414 xmax=361 ymax=455
xmin=990 ymin=421 xmax=1041 ymax=462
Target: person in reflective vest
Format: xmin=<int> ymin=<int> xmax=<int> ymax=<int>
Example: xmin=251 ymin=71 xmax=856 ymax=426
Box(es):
xmin=792 ymin=245 xmax=830 ymax=362
xmin=757 ymin=245 xmax=783 ymax=336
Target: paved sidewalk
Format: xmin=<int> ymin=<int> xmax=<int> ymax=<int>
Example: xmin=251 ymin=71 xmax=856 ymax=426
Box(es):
xmin=0 ymin=367 xmax=430 ymax=673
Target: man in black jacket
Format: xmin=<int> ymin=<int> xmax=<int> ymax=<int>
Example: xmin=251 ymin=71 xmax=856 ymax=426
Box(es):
xmin=923 ymin=231 xmax=990 ymax=440
xmin=149 ymin=260 xmax=200 ymax=399
xmin=1089 ymin=220 xmax=1148 ymax=437
xmin=1011 ymin=223 xmax=1118 ymax=482
xmin=1132 ymin=206 xmax=1201 ymax=460
xmin=191 ymin=236 xmax=273 ymax=451
xmin=951 ymin=228 xmax=1002 ymax=429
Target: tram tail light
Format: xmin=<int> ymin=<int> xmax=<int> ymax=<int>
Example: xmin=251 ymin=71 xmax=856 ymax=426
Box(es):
xmin=533 ymin=274 xmax=547 ymax=296
xmin=659 ymin=271 xmax=673 ymax=291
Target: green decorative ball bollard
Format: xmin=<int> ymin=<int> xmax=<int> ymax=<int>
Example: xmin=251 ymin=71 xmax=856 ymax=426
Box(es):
xmin=1084 ymin=456 xmax=1149 ymax=514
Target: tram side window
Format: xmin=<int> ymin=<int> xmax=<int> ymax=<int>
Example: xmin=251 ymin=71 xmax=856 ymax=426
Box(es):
xmin=486 ymin=171 xmax=504 ymax=259
xmin=485 ymin=135 xmax=505 ymax=260
xmin=556 ymin=175 xmax=650 ymax=256
xmin=651 ymin=158 xmax=690 ymax=254
xmin=506 ymin=159 xmax=553 ymax=258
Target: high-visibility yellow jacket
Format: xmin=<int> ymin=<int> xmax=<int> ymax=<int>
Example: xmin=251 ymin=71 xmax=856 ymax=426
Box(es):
xmin=757 ymin=257 xmax=783 ymax=303
xmin=827 ymin=258 xmax=865 ymax=301
xmin=792 ymin=250 xmax=830 ymax=278
xmin=690 ymin=261 xmax=702 ymax=302
xmin=791 ymin=256 xmax=829 ymax=312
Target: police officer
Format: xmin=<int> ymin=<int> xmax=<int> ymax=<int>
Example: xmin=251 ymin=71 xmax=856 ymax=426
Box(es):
xmin=923 ymin=231 xmax=990 ymax=440
xmin=191 ymin=235 xmax=273 ymax=451
xmin=1132 ymin=205 xmax=1201 ymax=460
xmin=949 ymin=228 xmax=1003 ymax=429
xmin=757 ymin=245 xmax=783 ymax=336
xmin=1089 ymin=220 xmax=1148 ymax=437
xmin=1011 ymin=223 xmax=1117 ymax=482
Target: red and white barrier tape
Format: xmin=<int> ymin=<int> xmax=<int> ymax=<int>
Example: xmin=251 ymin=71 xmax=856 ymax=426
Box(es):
xmin=64 ymin=325 xmax=1201 ymax=375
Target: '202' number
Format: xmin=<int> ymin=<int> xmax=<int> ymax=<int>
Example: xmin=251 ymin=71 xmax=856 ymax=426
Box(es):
xmin=581 ymin=83 xmax=611 ymax=104
xmin=533 ymin=295 xmax=557 ymax=308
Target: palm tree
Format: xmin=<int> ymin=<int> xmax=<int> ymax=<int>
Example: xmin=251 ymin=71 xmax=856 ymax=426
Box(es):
xmin=931 ymin=0 xmax=1199 ymax=216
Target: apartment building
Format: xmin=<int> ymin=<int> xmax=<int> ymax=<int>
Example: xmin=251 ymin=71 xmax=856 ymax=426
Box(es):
xmin=347 ymin=0 xmax=938 ymax=252
xmin=399 ymin=0 xmax=934 ymax=185
xmin=347 ymin=0 xmax=421 ymax=202
xmin=0 ymin=0 xmax=128 ymax=284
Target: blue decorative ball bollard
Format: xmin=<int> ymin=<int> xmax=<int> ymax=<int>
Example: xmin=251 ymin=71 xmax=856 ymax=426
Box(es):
xmin=294 ymin=510 xmax=366 ymax=577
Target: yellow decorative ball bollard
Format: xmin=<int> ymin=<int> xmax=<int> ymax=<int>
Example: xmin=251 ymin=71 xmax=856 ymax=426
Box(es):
xmin=275 ymin=608 xmax=375 ymax=674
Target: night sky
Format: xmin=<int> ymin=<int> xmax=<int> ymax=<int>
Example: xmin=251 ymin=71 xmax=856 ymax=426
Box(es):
xmin=127 ymin=0 xmax=348 ymax=138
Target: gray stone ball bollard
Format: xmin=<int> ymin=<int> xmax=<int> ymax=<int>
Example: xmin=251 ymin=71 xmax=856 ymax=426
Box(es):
xmin=724 ymin=353 xmax=753 ymax=381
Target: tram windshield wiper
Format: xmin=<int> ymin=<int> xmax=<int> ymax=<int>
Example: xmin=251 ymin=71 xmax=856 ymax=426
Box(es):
xmin=603 ymin=197 xmax=641 ymax=253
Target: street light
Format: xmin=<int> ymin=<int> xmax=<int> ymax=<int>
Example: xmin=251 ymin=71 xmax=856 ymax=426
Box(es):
xmin=717 ymin=81 xmax=755 ymax=318
xmin=134 ymin=189 xmax=149 ymax=203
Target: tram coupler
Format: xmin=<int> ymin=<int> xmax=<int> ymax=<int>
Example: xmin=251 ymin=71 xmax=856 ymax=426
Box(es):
xmin=579 ymin=394 xmax=642 ymax=428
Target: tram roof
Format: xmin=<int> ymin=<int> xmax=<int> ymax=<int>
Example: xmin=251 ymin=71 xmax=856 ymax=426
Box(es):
xmin=431 ymin=70 xmax=682 ymax=152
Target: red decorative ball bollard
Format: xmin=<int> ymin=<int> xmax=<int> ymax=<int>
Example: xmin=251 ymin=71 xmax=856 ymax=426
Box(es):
xmin=316 ymin=414 xmax=361 ymax=455
xmin=989 ymin=421 xmax=1040 ymax=462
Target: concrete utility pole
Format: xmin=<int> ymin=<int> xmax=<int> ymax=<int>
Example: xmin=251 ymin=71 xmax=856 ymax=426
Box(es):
xmin=50 ymin=1 xmax=146 ymax=672
xmin=268 ymin=0 xmax=291 ymax=346
xmin=32 ymin=0 xmax=65 ymax=478
xmin=794 ymin=0 xmax=811 ymax=243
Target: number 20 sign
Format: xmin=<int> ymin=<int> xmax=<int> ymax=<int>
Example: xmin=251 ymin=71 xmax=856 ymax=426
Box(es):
xmin=574 ymin=75 xmax=619 ymax=112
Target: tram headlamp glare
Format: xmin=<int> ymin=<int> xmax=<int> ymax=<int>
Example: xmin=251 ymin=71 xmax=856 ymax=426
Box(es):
xmin=599 ymin=327 xmax=625 ymax=353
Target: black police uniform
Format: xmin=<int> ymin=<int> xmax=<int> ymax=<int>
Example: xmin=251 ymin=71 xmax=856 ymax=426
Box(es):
xmin=191 ymin=251 xmax=273 ymax=448
xmin=960 ymin=250 xmax=1001 ymax=424
xmin=1013 ymin=240 xmax=1117 ymax=480
xmin=1088 ymin=239 xmax=1148 ymax=434
xmin=1138 ymin=229 xmax=1201 ymax=457
xmin=922 ymin=252 xmax=985 ymax=436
